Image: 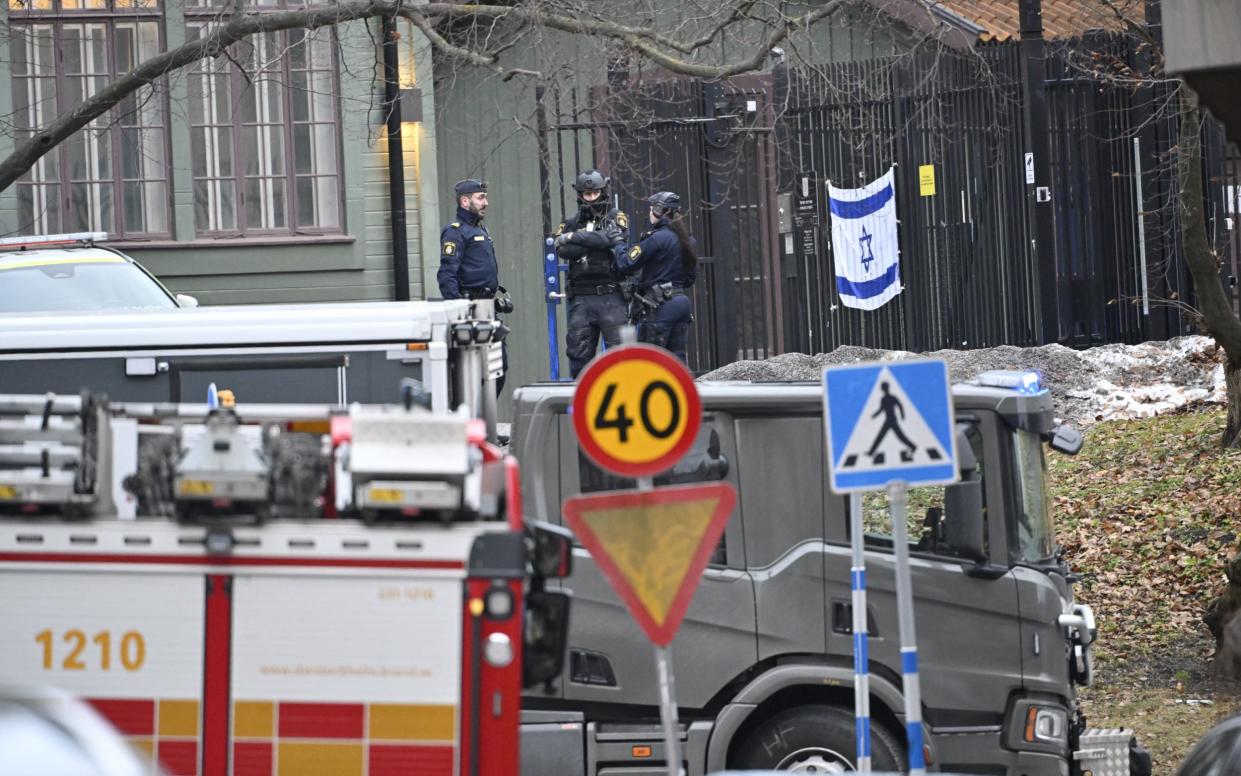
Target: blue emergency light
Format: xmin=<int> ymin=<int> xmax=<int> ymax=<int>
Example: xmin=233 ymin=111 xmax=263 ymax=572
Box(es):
xmin=976 ymin=370 xmax=1043 ymax=395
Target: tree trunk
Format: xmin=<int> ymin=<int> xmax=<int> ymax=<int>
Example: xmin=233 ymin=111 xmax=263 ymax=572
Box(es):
xmin=1176 ymin=95 xmax=1241 ymax=448
xmin=1226 ymin=358 xmax=1241 ymax=448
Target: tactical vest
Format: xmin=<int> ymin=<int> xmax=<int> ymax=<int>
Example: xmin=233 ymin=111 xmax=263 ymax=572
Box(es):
xmin=567 ymin=208 xmax=623 ymax=284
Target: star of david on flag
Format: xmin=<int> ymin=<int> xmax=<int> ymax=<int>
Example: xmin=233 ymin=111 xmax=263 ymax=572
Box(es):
xmin=828 ymin=167 xmax=901 ymax=311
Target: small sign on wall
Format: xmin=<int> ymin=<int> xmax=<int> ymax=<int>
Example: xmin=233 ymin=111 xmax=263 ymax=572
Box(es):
xmin=918 ymin=165 xmax=935 ymax=197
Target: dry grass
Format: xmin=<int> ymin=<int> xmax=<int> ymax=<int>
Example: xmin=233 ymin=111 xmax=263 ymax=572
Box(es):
xmin=1050 ymin=405 xmax=1241 ymax=772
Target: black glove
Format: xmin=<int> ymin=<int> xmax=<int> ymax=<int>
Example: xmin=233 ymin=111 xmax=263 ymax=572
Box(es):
xmin=603 ymin=224 xmax=624 ymax=245
xmin=553 ymin=231 xmax=574 ymax=249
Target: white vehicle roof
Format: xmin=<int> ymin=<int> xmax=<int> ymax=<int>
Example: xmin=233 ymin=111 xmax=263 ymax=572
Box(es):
xmin=0 ymin=299 xmax=477 ymax=352
xmin=0 ymin=247 xmax=130 ymax=270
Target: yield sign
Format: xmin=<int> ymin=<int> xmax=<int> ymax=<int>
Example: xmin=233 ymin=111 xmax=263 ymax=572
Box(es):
xmin=563 ymin=482 xmax=737 ymax=646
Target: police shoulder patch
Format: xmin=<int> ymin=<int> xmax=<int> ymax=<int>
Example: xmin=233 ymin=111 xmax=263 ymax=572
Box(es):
xmin=450 ymin=222 xmax=460 ymax=228
xmin=628 ymin=246 xmax=642 ymax=260
xmin=442 ymin=241 xmax=456 ymax=256
xmin=615 ymin=212 xmax=629 ymax=229
xmin=554 ymin=222 xmax=566 ymax=236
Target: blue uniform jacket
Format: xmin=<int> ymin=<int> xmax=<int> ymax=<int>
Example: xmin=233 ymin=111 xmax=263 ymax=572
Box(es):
xmin=612 ymin=220 xmax=697 ymax=290
xmin=438 ymin=206 xmax=499 ymax=299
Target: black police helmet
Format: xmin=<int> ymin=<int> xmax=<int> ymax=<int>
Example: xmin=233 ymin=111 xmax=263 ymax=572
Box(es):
xmin=454 ymin=178 xmax=487 ymax=197
xmin=648 ymin=191 xmax=681 ymax=216
xmin=573 ymin=169 xmax=610 ymax=211
xmin=573 ymin=169 xmax=609 ymax=194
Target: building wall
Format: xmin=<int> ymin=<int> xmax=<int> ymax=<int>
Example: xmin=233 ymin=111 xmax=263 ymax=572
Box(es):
xmin=1163 ymin=0 xmax=1241 ymax=72
xmin=434 ymin=61 xmax=549 ymax=400
xmin=0 ymin=2 xmax=440 ymax=306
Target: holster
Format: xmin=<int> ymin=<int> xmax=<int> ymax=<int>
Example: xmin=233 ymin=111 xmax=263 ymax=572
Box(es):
xmin=629 ymin=290 xmax=660 ymax=322
xmin=619 ymin=280 xmax=637 ymax=304
xmin=652 ymin=282 xmax=688 ymax=302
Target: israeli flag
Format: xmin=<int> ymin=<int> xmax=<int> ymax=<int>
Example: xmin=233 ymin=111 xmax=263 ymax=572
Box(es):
xmin=828 ymin=167 xmax=901 ymax=311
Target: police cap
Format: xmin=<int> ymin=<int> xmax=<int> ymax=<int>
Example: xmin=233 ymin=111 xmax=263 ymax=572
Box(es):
xmin=453 ymin=178 xmax=487 ymax=196
xmin=648 ymin=191 xmax=681 ymax=214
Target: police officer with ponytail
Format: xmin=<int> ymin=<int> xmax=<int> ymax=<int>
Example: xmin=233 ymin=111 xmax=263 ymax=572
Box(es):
xmin=552 ymin=169 xmax=630 ymax=378
xmin=612 ymin=191 xmax=697 ymax=364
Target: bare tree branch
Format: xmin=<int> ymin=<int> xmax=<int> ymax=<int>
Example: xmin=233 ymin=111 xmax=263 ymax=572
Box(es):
xmin=0 ymin=0 xmax=397 ymax=192
xmin=614 ymin=2 xmax=844 ymax=79
xmin=0 ymin=0 xmax=868 ymax=192
xmin=0 ymin=0 xmax=860 ymax=192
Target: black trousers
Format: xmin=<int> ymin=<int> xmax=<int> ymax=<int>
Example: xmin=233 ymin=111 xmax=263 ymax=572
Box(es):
xmin=566 ymin=292 xmax=628 ymax=377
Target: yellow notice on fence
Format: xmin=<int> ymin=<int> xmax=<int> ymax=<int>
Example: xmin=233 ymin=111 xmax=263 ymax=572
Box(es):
xmin=919 ymin=164 xmax=936 ymax=197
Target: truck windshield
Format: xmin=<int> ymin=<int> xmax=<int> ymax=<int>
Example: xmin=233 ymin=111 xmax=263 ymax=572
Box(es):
xmin=1013 ymin=429 xmax=1056 ymax=563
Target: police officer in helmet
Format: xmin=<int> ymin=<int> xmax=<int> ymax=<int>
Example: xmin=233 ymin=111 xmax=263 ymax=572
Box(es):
xmin=552 ymin=169 xmax=630 ymax=378
xmin=613 ymin=191 xmax=697 ymax=364
xmin=439 ymin=178 xmax=509 ymax=391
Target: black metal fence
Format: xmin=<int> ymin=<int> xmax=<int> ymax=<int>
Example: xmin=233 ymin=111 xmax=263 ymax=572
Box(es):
xmin=538 ymin=36 xmax=1239 ymax=373
xmin=778 ymin=46 xmax=1041 ymax=354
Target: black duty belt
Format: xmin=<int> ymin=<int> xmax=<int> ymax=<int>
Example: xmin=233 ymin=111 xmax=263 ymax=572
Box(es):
xmin=570 ymin=283 xmax=620 ymax=296
xmin=641 ymin=284 xmax=687 ymax=298
xmin=463 ymin=287 xmax=496 ymax=300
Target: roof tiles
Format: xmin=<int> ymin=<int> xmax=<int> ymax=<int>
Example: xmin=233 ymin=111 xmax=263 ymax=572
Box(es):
xmin=933 ymin=0 xmax=1141 ymax=42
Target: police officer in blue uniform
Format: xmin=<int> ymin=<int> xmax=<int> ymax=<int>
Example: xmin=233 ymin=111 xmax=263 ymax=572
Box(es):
xmin=612 ymin=191 xmax=697 ymax=364
xmin=439 ymin=178 xmax=508 ymax=391
xmin=438 ymin=178 xmax=499 ymax=300
xmin=552 ymin=169 xmax=630 ymax=378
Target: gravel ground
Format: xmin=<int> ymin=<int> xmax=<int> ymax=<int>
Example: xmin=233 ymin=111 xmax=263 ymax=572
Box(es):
xmin=700 ymin=335 xmax=1228 ymax=429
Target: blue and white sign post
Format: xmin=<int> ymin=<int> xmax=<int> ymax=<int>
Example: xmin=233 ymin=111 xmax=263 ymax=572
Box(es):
xmin=823 ymin=358 xmax=958 ymax=775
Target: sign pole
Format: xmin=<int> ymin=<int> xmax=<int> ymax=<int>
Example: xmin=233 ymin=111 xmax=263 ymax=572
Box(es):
xmin=888 ymin=481 xmax=926 ymax=776
xmin=635 ymin=472 xmax=684 ymax=776
xmin=849 ymin=495 xmax=872 ymax=772
xmin=568 ymin=339 xmax=724 ymax=776
xmin=654 ymin=646 xmax=684 ymax=776
xmin=825 ymin=359 xmax=954 ymax=775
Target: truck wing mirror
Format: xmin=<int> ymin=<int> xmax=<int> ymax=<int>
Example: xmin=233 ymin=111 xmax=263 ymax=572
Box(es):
xmin=527 ymin=521 xmax=573 ymax=579
xmin=955 ymin=428 xmax=978 ymax=472
xmin=523 ymin=590 xmax=571 ymax=689
xmin=943 ymin=479 xmax=986 ymax=563
xmin=1047 ymin=424 xmax=1083 ymax=455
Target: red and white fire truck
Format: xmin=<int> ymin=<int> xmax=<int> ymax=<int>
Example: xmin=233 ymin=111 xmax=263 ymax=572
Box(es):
xmin=0 ymin=389 xmax=571 ymax=776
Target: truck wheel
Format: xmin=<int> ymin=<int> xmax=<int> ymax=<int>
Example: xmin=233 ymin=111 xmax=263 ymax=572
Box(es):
xmin=733 ymin=704 xmax=904 ymax=773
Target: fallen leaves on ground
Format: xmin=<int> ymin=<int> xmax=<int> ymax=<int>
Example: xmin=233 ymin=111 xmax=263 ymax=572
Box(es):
xmin=1049 ymin=404 xmax=1241 ymax=771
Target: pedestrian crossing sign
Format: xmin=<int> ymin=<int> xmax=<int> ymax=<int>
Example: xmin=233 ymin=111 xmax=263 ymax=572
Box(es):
xmin=823 ymin=359 xmax=958 ymax=493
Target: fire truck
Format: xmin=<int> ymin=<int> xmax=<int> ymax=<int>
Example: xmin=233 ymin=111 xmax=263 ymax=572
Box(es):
xmin=0 ymin=231 xmax=508 ymax=438
xmin=0 ymin=388 xmax=571 ymax=776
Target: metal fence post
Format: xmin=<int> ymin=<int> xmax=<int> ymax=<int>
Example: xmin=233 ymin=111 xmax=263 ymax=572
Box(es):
xmin=1019 ymin=0 xmax=1062 ymax=344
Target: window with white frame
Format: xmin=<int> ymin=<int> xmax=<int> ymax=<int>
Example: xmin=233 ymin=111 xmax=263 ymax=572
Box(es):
xmin=9 ymin=0 xmax=169 ymax=238
xmin=186 ymin=5 xmax=342 ymax=236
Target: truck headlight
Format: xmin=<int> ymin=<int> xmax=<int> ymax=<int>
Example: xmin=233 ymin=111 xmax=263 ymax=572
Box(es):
xmin=1024 ymin=706 xmax=1067 ymax=746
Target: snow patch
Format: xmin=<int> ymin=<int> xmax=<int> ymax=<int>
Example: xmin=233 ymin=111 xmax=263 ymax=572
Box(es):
xmin=700 ymin=335 xmax=1227 ymax=428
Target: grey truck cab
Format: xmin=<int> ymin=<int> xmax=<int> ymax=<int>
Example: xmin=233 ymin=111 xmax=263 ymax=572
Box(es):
xmin=514 ymin=372 xmax=1143 ymax=775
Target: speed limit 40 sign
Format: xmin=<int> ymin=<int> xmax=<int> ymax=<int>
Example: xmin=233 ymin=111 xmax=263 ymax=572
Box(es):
xmin=573 ymin=344 xmax=701 ymax=478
